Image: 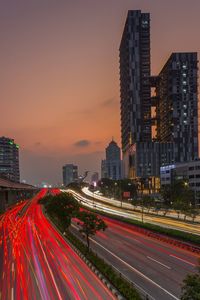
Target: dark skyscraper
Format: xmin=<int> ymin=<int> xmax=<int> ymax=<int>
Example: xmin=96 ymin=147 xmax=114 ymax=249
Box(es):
xmin=119 ymin=11 xmax=199 ymax=185
xmin=119 ymin=10 xmax=151 ymax=177
xmin=0 ymin=137 xmax=20 ymax=182
xmin=156 ymin=52 xmax=198 ymax=162
xmin=62 ymin=164 xmax=78 ymax=186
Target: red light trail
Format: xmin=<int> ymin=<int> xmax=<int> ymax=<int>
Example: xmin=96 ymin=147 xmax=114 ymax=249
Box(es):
xmin=0 ymin=189 xmax=116 ymax=300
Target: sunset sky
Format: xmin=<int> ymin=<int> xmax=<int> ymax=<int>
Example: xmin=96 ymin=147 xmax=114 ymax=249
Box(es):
xmin=1 ymin=0 xmax=200 ymax=185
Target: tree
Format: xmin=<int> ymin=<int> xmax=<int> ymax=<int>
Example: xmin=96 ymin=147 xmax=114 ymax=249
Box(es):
xmin=131 ymin=197 xmax=139 ymax=209
xmin=142 ymin=195 xmax=155 ymax=213
xmin=181 ymin=260 xmax=200 ymax=299
xmin=40 ymin=193 xmax=79 ymax=229
xmin=172 ymin=197 xmax=183 ymax=219
xmin=77 ymin=211 xmax=107 ymax=251
xmin=160 ymin=185 xmax=172 ymax=208
xmin=188 ymin=208 xmax=199 ymax=223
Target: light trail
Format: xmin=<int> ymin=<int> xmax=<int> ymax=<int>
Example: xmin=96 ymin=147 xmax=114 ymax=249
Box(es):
xmin=65 ymin=188 xmax=200 ymax=235
xmin=0 ymin=189 xmax=116 ymax=300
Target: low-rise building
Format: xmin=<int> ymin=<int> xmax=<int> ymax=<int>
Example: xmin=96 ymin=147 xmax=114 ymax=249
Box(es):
xmin=160 ymin=160 xmax=200 ymax=202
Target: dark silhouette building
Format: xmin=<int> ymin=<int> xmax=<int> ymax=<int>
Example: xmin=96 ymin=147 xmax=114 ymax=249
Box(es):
xmin=62 ymin=164 xmax=78 ymax=186
xmin=119 ymin=11 xmax=199 ymax=185
xmin=119 ymin=10 xmax=151 ymax=177
xmin=0 ymin=137 xmax=20 ymax=182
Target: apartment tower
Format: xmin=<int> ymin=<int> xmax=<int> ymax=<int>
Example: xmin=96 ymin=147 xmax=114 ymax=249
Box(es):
xmin=119 ymin=10 xmax=151 ymax=177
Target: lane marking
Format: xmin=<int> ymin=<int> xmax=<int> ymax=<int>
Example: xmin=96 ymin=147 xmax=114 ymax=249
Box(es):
xmin=147 ymin=256 xmax=171 ymax=269
xmin=11 ymin=287 xmax=14 ymax=300
xmin=71 ymin=224 xmax=155 ymax=299
xmin=170 ymin=255 xmax=196 ymax=267
xmin=35 ymin=229 xmax=63 ymax=300
xmin=90 ymin=237 xmax=179 ymax=300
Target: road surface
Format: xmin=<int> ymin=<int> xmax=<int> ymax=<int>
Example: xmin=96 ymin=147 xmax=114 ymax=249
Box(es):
xmin=0 ymin=189 xmax=116 ymax=300
xmin=69 ymin=191 xmax=198 ymax=300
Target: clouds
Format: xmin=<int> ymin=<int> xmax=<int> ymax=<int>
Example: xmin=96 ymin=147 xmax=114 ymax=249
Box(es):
xmin=73 ymin=139 xmax=91 ymax=147
xmin=100 ymin=97 xmax=118 ymax=108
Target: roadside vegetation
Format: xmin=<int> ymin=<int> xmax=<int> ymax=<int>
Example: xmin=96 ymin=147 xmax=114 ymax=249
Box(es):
xmin=181 ymin=259 xmax=200 ymax=300
xmin=94 ymin=178 xmax=199 ymax=222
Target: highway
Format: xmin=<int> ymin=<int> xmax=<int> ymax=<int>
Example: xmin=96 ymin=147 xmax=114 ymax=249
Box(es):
xmin=66 ymin=189 xmax=199 ymax=299
xmin=67 ymin=187 xmax=200 ymax=235
xmin=0 ymin=189 xmax=116 ymax=300
xmin=71 ymin=215 xmax=198 ymax=300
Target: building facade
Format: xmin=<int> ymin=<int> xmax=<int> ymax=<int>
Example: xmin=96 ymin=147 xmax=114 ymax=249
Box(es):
xmin=101 ymin=140 xmax=122 ymax=180
xmin=0 ymin=137 xmax=20 ymax=182
xmin=62 ymin=164 xmax=78 ymax=186
xmin=119 ymin=11 xmax=199 ymax=185
xmin=119 ymin=10 xmax=151 ymax=178
xmin=156 ymin=52 xmax=198 ymax=163
xmin=160 ymin=160 xmax=200 ymax=202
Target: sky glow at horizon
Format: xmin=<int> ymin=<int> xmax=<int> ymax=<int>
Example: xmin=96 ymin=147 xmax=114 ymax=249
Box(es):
xmin=0 ymin=0 xmax=200 ymax=184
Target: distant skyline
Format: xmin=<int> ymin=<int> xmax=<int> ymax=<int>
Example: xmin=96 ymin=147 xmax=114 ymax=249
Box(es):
xmin=1 ymin=0 xmax=200 ymax=184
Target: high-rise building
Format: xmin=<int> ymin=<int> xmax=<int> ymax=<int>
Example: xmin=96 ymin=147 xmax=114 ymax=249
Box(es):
xmin=156 ymin=52 xmax=198 ymax=162
xmin=119 ymin=11 xmax=199 ymax=185
xmin=0 ymin=137 xmax=20 ymax=182
xmin=101 ymin=140 xmax=122 ymax=180
xmin=62 ymin=164 xmax=78 ymax=186
xmin=119 ymin=10 xmax=151 ymax=177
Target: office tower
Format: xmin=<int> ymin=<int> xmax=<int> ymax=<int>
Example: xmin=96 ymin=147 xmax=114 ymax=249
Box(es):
xmin=101 ymin=140 xmax=122 ymax=180
xmin=119 ymin=10 xmax=151 ymax=177
xmin=62 ymin=164 xmax=78 ymax=186
xmin=0 ymin=137 xmax=20 ymax=182
xmin=156 ymin=52 xmax=198 ymax=162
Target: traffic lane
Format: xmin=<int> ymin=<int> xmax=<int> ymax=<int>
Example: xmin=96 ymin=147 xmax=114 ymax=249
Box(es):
xmin=102 ymin=217 xmax=198 ymax=268
xmin=71 ymin=215 xmax=197 ymax=300
xmin=82 ymin=186 xmax=200 ymax=225
xmin=71 ymin=189 xmax=200 ymax=235
xmin=37 ymin=207 xmax=115 ymax=299
xmin=0 ymin=205 xmax=43 ymax=300
xmin=70 ymin=225 xmax=178 ymax=300
xmin=93 ymin=219 xmax=197 ymax=297
xmin=94 ymin=231 xmax=183 ymax=298
xmin=1 ymin=191 xmax=117 ymax=300
xmin=35 ymin=204 xmax=117 ymax=300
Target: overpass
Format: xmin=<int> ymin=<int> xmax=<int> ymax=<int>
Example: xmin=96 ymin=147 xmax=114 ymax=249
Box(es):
xmin=0 ymin=177 xmax=37 ymax=212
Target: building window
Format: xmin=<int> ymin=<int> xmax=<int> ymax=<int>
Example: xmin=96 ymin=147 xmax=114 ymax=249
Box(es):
xmin=189 ymin=167 xmax=194 ymax=170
